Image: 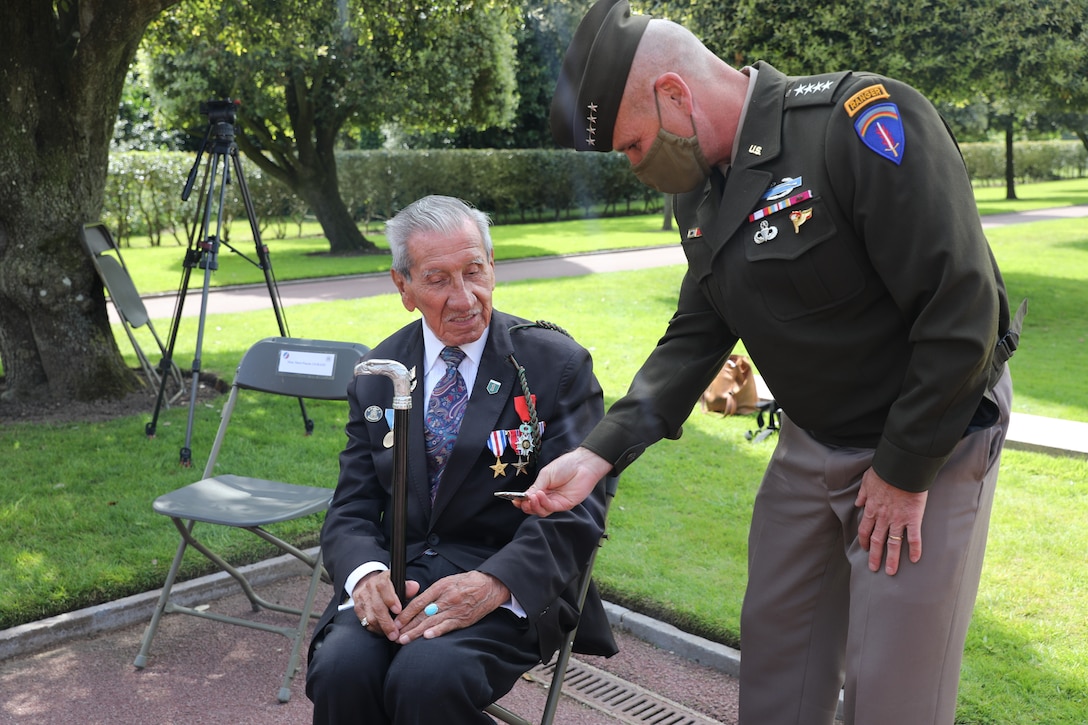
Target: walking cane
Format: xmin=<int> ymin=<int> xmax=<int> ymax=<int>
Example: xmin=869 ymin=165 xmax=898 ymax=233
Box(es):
xmin=353 ymin=359 xmax=412 ymax=603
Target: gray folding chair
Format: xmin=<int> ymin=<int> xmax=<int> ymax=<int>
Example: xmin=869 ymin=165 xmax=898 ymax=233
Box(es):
xmin=133 ymin=336 xmax=368 ymax=703
xmin=485 ymin=475 xmax=618 ymax=725
xmin=80 ymin=223 xmax=185 ymax=402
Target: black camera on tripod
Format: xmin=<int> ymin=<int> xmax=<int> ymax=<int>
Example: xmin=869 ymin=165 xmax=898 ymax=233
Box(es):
xmin=199 ymin=98 xmax=239 ymax=125
xmin=149 ymin=93 xmax=305 ymax=464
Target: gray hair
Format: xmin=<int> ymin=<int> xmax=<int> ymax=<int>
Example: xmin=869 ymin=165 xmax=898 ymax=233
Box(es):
xmin=384 ymin=195 xmax=493 ymax=278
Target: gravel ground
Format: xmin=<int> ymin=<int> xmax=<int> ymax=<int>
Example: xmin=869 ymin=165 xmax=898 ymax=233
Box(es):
xmin=0 ymin=575 xmax=739 ymax=725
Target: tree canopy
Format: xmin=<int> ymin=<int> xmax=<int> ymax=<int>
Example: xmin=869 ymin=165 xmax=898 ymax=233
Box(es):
xmin=146 ymin=0 xmax=519 ymax=252
xmin=650 ymin=0 xmax=1088 ymax=197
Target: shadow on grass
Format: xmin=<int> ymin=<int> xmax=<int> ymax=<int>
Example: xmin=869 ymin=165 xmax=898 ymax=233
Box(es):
xmin=959 ymin=609 xmax=1087 ymax=724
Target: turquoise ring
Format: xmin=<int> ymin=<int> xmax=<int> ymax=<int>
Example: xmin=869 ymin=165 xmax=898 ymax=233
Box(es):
xmin=424 ymin=603 xmax=439 ymax=616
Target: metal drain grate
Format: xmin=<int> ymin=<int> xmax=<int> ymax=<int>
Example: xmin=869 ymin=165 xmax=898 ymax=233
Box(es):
xmin=523 ymin=658 xmax=725 ymax=724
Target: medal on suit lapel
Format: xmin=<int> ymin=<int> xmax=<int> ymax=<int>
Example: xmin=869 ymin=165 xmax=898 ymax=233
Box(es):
xmin=510 ymin=395 xmax=545 ymax=474
xmin=487 ymin=430 xmax=508 ymax=477
xmin=383 ymin=409 xmax=395 ymax=448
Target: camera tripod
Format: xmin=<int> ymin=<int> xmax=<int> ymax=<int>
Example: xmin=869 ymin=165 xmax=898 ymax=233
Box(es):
xmin=145 ymin=99 xmax=311 ymax=466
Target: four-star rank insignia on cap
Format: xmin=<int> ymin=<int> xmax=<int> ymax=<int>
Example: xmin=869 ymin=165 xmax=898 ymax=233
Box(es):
xmin=852 ymin=101 xmax=905 ymax=166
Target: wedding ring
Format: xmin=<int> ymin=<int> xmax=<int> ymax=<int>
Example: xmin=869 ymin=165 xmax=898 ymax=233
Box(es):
xmin=360 ymin=617 xmax=369 ymax=628
xmin=888 ymin=535 xmax=903 ymax=542
xmin=424 ymin=603 xmax=439 ymax=616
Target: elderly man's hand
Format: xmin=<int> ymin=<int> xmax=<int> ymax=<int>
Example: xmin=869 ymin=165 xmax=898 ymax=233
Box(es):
xmin=351 ymin=571 xmax=420 ymax=641
xmin=393 ymin=571 xmax=510 ymax=644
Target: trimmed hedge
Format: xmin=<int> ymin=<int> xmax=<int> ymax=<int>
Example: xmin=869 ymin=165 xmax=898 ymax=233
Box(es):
xmin=961 ymin=140 xmax=1087 ymax=186
xmin=104 ymin=141 xmax=1086 ymax=246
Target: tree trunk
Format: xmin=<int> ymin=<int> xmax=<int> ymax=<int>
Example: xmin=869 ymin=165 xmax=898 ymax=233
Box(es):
xmin=300 ymin=178 xmax=377 ymax=255
xmin=1004 ymin=122 xmax=1018 ymax=201
xmin=234 ymin=84 xmax=379 ymax=256
xmin=0 ymin=1 xmax=175 ymax=404
xmin=1075 ymin=128 xmax=1088 ymax=156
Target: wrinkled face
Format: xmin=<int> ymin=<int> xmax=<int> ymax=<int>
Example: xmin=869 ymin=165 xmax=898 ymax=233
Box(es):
xmin=612 ymin=94 xmax=660 ymax=167
xmin=391 ymin=219 xmax=495 ymax=347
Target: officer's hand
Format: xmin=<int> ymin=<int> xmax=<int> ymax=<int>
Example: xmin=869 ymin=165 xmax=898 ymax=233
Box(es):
xmin=855 ymin=467 xmax=928 ymax=576
xmin=514 ymin=447 xmax=611 ymax=517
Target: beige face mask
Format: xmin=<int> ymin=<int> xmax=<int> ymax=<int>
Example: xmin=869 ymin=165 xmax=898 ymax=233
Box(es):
xmin=630 ymin=91 xmax=712 ymax=194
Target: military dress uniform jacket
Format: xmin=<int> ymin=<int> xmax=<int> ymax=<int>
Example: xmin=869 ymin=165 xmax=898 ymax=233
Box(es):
xmin=583 ymin=62 xmax=1017 ymax=493
xmin=309 ymin=310 xmax=617 ymax=664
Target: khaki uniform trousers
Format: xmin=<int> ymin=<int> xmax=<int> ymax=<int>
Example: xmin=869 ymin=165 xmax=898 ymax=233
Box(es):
xmin=739 ymin=368 xmax=1012 ymax=725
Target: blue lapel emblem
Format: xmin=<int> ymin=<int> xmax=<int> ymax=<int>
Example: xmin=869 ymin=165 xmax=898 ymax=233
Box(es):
xmin=762 ymin=176 xmax=802 ymax=201
xmin=853 ymin=102 xmax=905 ymax=165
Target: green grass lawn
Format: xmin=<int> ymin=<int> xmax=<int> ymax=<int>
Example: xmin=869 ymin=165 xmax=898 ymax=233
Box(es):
xmin=2 ymin=178 xmax=1088 ymax=722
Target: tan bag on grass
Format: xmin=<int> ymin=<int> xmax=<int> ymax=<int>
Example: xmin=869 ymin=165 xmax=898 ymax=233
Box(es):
xmin=700 ymin=355 xmax=759 ymax=416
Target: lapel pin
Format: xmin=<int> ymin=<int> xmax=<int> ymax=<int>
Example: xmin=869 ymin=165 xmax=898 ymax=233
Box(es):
xmin=364 ymin=405 xmax=382 ymax=423
xmin=487 ymin=379 xmax=501 ymax=395
xmin=762 ymin=176 xmax=802 ymax=201
xmin=790 ymin=208 xmax=813 ymax=233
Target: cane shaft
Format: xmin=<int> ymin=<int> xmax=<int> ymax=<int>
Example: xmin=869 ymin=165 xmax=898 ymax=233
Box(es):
xmin=390 ymin=408 xmax=410 ymax=603
xmin=352 ymin=359 xmax=413 ymax=605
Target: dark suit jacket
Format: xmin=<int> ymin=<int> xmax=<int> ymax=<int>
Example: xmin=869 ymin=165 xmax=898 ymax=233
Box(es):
xmin=309 ymin=310 xmax=617 ymax=663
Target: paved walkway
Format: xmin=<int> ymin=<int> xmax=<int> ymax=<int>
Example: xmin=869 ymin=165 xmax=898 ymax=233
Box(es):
xmin=129 ymin=245 xmax=689 ymax=322
xmin=9 ymin=204 xmax=1084 ymax=723
xmin=0 ymin=555 xmax=741 ymax=724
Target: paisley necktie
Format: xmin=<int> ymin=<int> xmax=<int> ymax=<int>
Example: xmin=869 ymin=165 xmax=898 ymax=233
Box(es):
xmin=424 ymin=346 xmax=468 ymax=500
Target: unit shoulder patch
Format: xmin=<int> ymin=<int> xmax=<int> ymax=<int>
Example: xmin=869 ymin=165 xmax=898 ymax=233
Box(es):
xmin=853 ymin=102 xmax=905 ymax=165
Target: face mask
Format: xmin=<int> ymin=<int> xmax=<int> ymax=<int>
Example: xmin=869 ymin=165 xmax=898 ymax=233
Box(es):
xmin=630 ymin=92 xmax=712 ymax=194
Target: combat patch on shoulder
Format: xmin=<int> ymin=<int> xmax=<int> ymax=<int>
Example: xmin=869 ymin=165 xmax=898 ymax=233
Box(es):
xmin=853 ymin=102 xmax=905 ymax=165
xmin=843 ymin=83 xmax=890 ymax=118
xmin=783 ymin=71 xmax=850 ymax=108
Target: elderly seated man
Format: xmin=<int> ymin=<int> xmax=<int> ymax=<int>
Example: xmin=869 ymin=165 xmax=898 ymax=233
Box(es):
xmin=305 ymin=195 xmax=616 ymax=724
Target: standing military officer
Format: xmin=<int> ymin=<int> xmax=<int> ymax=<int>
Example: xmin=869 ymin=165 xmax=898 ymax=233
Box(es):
xmin=515 ymin=2 xmax=1025 ymax=724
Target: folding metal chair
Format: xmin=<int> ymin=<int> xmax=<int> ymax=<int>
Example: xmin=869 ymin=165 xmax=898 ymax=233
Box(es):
xmin=80 ymin=223 xmax=185 ymax=402
xmin=133 ymin=336 xmax=369 ymax=703
xmin=485 ymin=475 xmax=618 ymax=725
